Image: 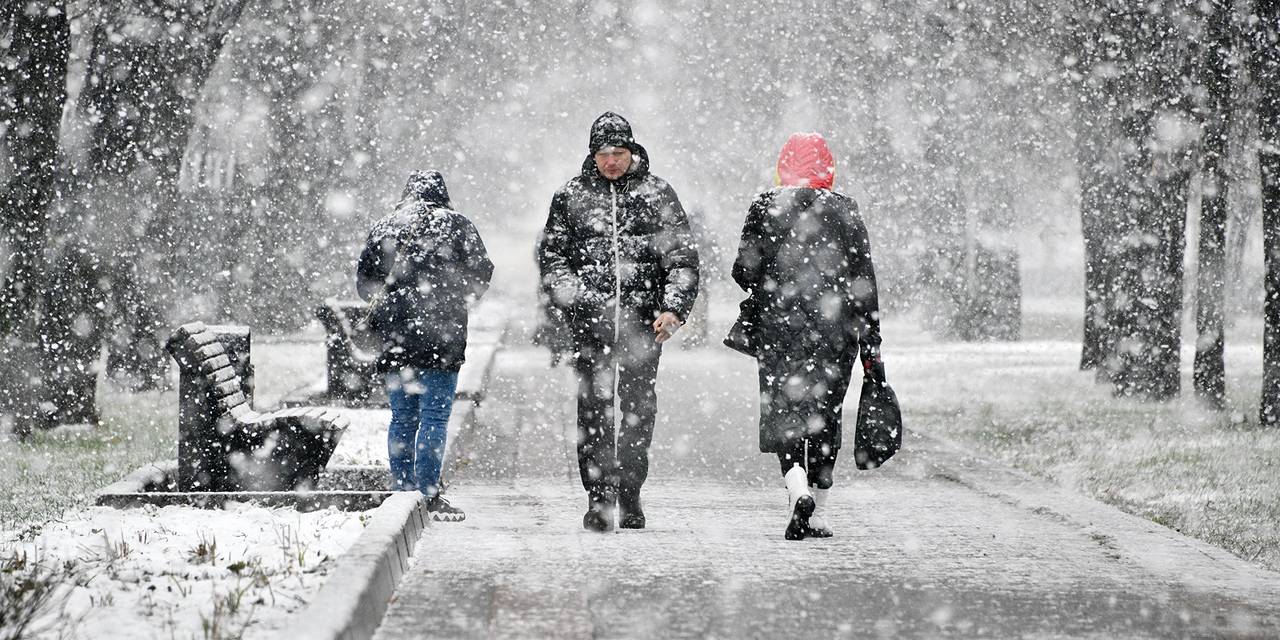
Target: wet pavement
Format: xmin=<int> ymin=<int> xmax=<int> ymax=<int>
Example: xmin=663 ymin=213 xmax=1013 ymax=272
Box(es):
xmin=371 ymin=346 xmax=1280 ymax=639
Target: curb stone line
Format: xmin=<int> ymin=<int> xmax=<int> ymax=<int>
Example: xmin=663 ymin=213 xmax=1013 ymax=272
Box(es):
xmin=280 ymin=302 xmax=507 ymax=640
xmin=284 ymin=492 xmax=427 ymax=640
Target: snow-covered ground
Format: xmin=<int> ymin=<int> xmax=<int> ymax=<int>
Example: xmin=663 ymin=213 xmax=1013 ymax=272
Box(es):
xmin=328 ymin=408 xmax=391 ymax=467
xmin=2 ymin=502 xmax=368 ymax=639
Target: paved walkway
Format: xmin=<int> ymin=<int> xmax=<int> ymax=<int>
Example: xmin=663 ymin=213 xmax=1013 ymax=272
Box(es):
xmin=372 ymin=347 xmax=1280 ymax=639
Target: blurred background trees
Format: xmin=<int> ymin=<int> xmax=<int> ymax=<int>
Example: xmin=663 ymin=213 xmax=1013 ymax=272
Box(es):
xmin=1 ymin=0 xmax=1278 ymax=425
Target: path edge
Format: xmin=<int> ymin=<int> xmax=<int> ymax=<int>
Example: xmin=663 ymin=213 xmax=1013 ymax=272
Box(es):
xmin=909 ymin=429 xmax=1280 ymax=603
xmin=278 ymin=297 xmax=508 ymax=640
xmin=282 ymin=492 xmax=427 ymax=640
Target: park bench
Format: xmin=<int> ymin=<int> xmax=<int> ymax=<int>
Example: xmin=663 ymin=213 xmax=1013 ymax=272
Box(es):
xmin=315 ymin=299 xmax=382 ymax=403
xmin=284 ymin=298 xmax=504 ymax=407
xmin=166 ymin=322 xmax=348 ymax=492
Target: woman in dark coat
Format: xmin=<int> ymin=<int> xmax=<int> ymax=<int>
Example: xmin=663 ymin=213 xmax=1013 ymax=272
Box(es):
xmin=730 ymin=133 xmax=883 ymax=540
xmin=356 ymin=170 xmax=493 ymax=522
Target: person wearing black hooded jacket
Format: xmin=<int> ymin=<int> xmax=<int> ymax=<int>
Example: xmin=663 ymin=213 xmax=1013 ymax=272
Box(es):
xmin=357 ymin=170 xmax=493 ymax=522
xmin=537 ymin=112 xmax=700 ymax=531
xmin=730 ymin=133 xmax=884 ymax=541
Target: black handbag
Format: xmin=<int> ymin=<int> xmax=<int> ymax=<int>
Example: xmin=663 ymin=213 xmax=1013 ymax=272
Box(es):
xmin=723 ymin=296 xmax=760 ymax=357
xmin=853 ymin=376 xmax=902 ymax=470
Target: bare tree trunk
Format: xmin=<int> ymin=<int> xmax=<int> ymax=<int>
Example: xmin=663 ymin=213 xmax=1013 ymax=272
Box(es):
xmin=1077 ymin=86 xmax=1124 ymax=372
xmin=1193 ymin=0 xmax=1235 ymax=409
xmin=1070 ymin=7 xmax=1131 ymax=375
xmin=0 ymin=1 xmax=69 ymax=432
xmin=1256 ymin=0 xmax=1280 ymax=424
xmin=1111 ymin=107 xmax=1193 ymax=401
xmin=1 ymin=2 xmax=68 ymax=329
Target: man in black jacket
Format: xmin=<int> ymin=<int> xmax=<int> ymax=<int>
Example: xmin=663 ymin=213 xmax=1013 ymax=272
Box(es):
xmin=537 ymin=112 xmax=699 ymax=531
xmin=357 ymin=170 xmax=493 ymax=522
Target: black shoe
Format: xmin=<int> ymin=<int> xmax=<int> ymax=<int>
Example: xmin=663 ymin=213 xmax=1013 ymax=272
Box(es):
xmin=426 ymin=494 xmax=466 ymax=522
xmin=785 ymin=495 xmax=815 ymax=541
xmin=583 ymin=493 xmax=615 ymax=532
xmin=618 ymin=490 xmax=645 ymax=529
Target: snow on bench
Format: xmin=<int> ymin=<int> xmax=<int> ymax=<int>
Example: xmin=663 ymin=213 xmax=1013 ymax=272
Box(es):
xmin=166 ymin=322 xmax=348 ymax=492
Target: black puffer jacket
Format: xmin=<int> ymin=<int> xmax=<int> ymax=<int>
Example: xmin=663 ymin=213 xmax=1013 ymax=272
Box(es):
xmin=732 ymin=187 xmax=881 ymax=365
xmin=357 ymin=171 xmax=493 ymax=373
xmin=538 ymin=114 xmax=699 ymax=348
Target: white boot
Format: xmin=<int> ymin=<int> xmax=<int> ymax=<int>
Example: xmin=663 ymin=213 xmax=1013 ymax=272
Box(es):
xmin=808 ymin=487 xmax=832 ymax=538
xmin=783 ymin=465 xmax=814 ymax=540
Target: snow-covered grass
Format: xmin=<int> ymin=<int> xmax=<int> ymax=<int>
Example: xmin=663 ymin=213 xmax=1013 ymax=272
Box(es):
xmin=0 ymin=336 xmax=379 ymax=639
xmin=890 ymin=317 xmax=1280 ymax=573
xmin=0 ymin=336 xmax=327 ymax=536
xmin=0 ymin=386 xmax=173 ymax=537
xmin=1 ymin=502 xmax=367 ymax=639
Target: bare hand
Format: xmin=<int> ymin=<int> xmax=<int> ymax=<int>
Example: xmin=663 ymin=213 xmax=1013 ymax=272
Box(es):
xmin=653 ymin=312 xmax=682 ymax=343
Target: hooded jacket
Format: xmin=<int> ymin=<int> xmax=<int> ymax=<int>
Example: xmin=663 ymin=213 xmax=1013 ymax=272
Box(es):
xmin=537 ymin=112 xmax=700 ymax=348
xmin=357 ymin=171 xmax=493 ymax=372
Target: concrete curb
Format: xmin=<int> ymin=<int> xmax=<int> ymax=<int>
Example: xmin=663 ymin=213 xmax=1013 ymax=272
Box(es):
xmin=280 ymin=299 xmax=508 ymax=640
xmin=909 ymin=429 xmax=1280 ymax=602
xmin=95 ymin=460 xmax=174 ymax=496
xmin=283 ymin=492 xmax=428 ymax=640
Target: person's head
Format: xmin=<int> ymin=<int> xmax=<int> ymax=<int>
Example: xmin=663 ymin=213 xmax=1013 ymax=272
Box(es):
xmin=589 ymin=111 xmax=637 ymax=181
xmin=776 ymin=132 xmax=835 ymax=190
xmin=400 ymin=170 xmax=450 ymax=207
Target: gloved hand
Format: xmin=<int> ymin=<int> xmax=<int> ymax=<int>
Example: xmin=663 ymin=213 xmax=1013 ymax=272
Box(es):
xmin=861 ymin=345 xmax=886 ymax=384
xmin=534 ymin=304 xmax=574 ymax=367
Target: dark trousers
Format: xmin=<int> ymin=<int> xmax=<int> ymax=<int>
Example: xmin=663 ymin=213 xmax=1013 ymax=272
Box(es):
xmin=574 ymin=315 xmax=662 ymax=501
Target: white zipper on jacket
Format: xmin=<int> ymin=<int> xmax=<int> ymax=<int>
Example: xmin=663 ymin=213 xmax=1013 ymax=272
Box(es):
xmin=611 ymin=180 xmax=621 ymax=479
xmin=611 ymin=181 xmax=620 ymax=344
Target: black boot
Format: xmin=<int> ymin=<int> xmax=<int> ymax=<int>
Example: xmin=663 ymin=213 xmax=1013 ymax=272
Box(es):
xmin=582 ymin=491 xmax=615 ymax=532
xmin=618 ymin=489 xmax=645 ymax=529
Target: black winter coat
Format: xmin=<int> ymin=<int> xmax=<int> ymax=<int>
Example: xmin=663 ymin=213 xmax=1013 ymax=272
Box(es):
xmin=357 ymin=171 xmax=493 ymax=373
xmin=538 ymin=145 xmax=699 ymax=349
xmin=732 ymin=187 xmax=882 ymax=452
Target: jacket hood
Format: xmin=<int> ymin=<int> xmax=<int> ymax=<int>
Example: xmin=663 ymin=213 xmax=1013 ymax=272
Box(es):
xmin=399 ymin=170 xmax=451 ymax=207
xmin=588 ymin=111 xmax=639 ymax=155
xmin=776 ymin=132 xmax=835 ymax=190
xmin=582 ymin=111 xmax=651 ymax=181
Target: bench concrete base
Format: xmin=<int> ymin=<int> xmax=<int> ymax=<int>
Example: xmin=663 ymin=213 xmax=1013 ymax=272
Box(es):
xmin=96 ymin=461 xmax=396 ymax=511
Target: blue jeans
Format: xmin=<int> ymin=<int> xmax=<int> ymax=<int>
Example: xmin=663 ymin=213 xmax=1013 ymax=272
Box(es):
xmin=386 ymin=368 xmax=459 ymax=498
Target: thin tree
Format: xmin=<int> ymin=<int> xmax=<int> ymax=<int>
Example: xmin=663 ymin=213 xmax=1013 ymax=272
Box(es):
xmin=1193 ymin=0 xmax=1235 ymax=409
xmin=0 ymin=1 xmax=69 ymax=433
xmin=1255 ymin=0 xmax=1280 ymax=424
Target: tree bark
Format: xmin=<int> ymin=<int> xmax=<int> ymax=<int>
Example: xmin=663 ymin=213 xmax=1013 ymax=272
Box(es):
xmin=1256 ymin=0 xmax=1280 ymax=424
xmin=0 ymin=2 xmax=68 ymax=330
xmin=1193 ymin=0 xmax=1234 ymax=409
xmin=0 ymin=2 xmax=69 ymax=432
xmin=1076 ymin=85 xmax=1124 ymax=372
xmin=1071 ymin=5 xmax=1133 ymax=375
xmin=1110 ymin=106 xmax=1193 ymax=401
